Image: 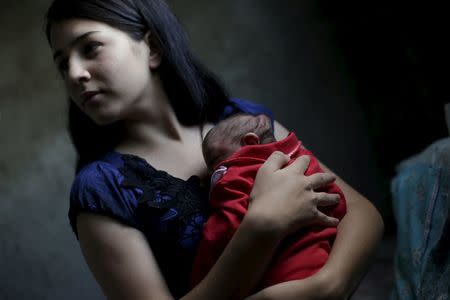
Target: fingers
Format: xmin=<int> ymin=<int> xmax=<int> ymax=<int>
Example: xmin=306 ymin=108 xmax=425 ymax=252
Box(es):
xmin=315 ymin=193 xmax=340 ymax=207
xmin=315 ymin=211 xmax=340 ymax=227
xmin=284 ymin=155 xmax=311 ymax=174
xmin=307 ymin=172 xmax=336 ymax=190
xmin=259 ymin=151 xmax=290 ymax=173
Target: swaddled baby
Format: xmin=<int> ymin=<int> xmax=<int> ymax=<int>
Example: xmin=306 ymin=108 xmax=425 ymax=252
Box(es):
xmin=191 ymin=113 xmax=347 ymax=290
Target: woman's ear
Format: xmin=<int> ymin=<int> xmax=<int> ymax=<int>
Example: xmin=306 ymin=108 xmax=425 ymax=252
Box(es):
xmin=241 ymin=133 xmax=260 ymax=146
xmin=144 ymin=32 xmax=162 ymax=69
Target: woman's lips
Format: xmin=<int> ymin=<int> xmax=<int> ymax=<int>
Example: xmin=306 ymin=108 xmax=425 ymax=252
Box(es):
xmin=81 ymin=91 xmax=102 ymax=106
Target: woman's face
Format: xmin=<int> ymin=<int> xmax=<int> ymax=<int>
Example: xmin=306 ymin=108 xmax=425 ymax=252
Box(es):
xmin=50 ymin=19 xmax=157 ymax=125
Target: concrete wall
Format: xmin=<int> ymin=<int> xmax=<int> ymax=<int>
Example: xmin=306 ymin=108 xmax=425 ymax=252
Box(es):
xmin=0 ymin=0 xmax=382 ymax=298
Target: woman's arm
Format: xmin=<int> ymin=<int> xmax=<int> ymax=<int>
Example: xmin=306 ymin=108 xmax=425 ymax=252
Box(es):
xmin=248 ymin=121 xmax=384 ymax=300
xmin=243 ymin=177 xmax=384 ymax=300
xmin=77 ymin=212 xmax=282 ymax=300
xmin=315 ymin=160 xmax=384 ymax=299
xmin=77 ymin=213 xmax=173 ymax=300
xmin=77 ymin=152 xmax=340 ymax=300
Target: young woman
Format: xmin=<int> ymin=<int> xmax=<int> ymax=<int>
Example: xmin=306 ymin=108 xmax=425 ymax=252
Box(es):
xmin=45 ymin=0 xmax=384 ymax=299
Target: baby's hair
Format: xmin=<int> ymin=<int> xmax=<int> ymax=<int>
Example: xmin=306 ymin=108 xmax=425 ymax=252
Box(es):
xmin=202 ymin=113 xmax=275 ymax=168
xmin=207 ymin=113 xmax=274 ymax=145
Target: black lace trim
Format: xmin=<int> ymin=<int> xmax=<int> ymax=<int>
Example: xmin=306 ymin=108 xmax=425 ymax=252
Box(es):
xmin=117 ymin=154 xmax=209 ymax=229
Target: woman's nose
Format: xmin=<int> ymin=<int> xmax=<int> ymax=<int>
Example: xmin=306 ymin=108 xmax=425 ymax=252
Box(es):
xmin=67 ymin=58 xmax=91 ymax=84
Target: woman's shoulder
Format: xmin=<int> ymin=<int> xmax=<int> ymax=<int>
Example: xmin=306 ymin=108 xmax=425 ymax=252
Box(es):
xmin=71 ymin=152 xmax=125 ymax=198
xmin=69 ymin=153 xmax=141 ymax=238
xmin=220 ymin=98 xmax=274 ymax=123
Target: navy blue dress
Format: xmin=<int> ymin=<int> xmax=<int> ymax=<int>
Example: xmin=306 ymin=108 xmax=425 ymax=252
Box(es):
xmin=68 ymin=98 xmax=273 ymax=298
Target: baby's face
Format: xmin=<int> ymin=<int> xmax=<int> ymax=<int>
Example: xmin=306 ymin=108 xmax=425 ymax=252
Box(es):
xmin=203 ymin=138 xmax=240 ymax=172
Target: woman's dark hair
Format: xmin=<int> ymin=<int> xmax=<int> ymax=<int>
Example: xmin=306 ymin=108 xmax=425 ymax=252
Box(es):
xmin=45 ymin=0 xmax=230 ymax=173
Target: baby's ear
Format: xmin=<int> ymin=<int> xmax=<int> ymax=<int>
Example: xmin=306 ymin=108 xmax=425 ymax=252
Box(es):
xmin=241 ymin=133 xmax=260 ymax=146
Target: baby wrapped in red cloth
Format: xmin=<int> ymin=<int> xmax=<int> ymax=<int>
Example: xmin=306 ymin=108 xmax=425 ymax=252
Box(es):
xmin=191 ymin=113 xmax=346 ymax=290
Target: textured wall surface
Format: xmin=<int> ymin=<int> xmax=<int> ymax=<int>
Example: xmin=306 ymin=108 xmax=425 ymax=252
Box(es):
xmin=0 ymin=0 xmax=383 ymax=299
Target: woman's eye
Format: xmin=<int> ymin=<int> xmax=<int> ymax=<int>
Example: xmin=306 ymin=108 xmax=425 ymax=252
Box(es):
xmin=83 ymin=42 xmax=102 ymax=56
xmin=58 ymin=59 xmax=69 ymax=74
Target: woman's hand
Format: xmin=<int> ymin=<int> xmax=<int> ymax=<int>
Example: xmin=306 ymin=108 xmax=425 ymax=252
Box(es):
xmin=248 ymin=151 xmax=341 ymax=236
xmin=269 ymin=120 xmax=384 ymax=299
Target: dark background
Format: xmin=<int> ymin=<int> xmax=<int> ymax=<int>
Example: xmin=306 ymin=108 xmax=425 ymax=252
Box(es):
xmin=319 ymin=0 xmax=448 ymax=232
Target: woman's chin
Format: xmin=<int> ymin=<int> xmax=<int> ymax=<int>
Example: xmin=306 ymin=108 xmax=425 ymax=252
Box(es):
xmin=90 ymin=113 xmax=119 ymax=126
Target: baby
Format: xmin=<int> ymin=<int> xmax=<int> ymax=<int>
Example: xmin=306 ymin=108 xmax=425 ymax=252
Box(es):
xmin=191 ymin=113 xmax=347 ymax=290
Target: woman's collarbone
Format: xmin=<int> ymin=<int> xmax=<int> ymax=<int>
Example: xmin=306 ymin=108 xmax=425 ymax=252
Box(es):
xmin=142 ymin=148 xmax=207 ymax=181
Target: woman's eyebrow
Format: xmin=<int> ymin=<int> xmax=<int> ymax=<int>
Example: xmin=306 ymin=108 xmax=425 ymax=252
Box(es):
xmin=53 ymin=31 xmax=100 ymax=61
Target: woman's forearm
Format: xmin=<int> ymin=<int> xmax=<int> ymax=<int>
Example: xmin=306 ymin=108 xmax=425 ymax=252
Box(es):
xmin=244 ymin=183 xmax=384 ymax=300
xmin=183 ymin=211 xmax=283 ymax=300
xmin=269 ymin=121 xmax=384 ymax=299
xmin=316 ymin=163 xmax=384 ymax=299
xmin=323 ymin=196 xmax=384 ymax=298
xmin=243 ymin=273 xmax=325 ymax=300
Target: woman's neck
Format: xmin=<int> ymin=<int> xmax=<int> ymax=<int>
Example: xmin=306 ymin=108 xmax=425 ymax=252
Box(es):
xmin=121 ymin=101 xmax=189 ymax=151
xmin=119 ymin=80 xmax=188 ymax=150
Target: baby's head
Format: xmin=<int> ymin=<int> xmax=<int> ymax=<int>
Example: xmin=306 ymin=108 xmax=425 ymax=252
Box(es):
xmin=202 ymin=113 xmax=275 ymax=170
